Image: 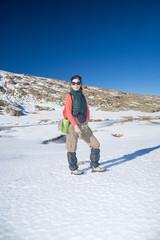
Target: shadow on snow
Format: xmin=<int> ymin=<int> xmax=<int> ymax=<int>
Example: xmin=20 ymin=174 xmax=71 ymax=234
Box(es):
xmin=82 ymin=145 xmax=160 ymax=172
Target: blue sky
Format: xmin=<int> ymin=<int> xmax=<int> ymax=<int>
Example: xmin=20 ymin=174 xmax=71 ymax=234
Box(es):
xmin=0 ymin=0 xmax=160 ymax=95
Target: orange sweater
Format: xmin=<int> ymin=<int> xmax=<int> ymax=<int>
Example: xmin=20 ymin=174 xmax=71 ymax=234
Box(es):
xmin=63 ymin=93 xmax=90 ymax=126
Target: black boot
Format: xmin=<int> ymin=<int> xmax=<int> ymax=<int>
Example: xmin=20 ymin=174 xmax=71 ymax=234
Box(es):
xmin=90 ymin=148 xmax=106 ymax=172
xmin=67 ymin=152 xmax=78 ymax=171
xmin=90 ymin=148 xmax=100 ymax=168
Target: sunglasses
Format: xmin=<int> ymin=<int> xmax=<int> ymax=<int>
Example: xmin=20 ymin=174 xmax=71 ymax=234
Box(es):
xmin=71 ymin=81 xmax=81 ymax=85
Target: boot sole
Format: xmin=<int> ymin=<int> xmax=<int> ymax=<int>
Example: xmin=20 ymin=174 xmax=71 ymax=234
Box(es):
xmin=91 ymin=169 xmax=106 ymax=173
xmin=71 ymin=171 xmax=84 ymax=175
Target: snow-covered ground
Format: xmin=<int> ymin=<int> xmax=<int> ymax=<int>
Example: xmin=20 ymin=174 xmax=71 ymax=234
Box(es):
xmin=0 ymin=109 xmax=160 ymax=240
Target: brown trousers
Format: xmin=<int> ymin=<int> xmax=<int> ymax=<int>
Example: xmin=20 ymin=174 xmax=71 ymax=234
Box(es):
xmin=66 ymin=121 xmax=100 ymax=152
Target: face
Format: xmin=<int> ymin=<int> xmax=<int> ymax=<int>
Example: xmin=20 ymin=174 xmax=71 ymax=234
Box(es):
xmin=71 ymin=78 xmax=81 ymax=91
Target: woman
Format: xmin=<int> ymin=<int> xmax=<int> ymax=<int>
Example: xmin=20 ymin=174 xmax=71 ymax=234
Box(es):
xmin=63 ymin=75 xmax=106 ymax=175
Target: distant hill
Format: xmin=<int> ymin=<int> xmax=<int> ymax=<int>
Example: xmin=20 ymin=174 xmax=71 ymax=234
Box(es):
xmin=0 ymin=70 xmax=160 ymax=116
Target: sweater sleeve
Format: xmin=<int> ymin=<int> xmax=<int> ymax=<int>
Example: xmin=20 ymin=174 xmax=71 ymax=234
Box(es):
xmin=65 ymin=94 xmax=77 ymax=126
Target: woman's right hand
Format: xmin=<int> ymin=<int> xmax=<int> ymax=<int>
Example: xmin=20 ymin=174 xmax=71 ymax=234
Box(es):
xmin=74 ymin=125 xmax=82 ymax=134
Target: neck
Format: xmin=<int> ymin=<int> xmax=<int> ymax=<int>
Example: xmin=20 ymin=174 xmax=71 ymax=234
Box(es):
xmin=71 ymin=88 xmax=81 ymax=93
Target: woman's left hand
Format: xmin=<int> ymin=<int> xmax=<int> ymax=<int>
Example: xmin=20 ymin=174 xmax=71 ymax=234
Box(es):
xmin=84 ymin=120 xmax=88 ymax=125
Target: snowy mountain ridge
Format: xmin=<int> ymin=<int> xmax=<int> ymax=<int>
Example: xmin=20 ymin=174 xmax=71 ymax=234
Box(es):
xmin=0 ymin=69 xmax=160 ymax=116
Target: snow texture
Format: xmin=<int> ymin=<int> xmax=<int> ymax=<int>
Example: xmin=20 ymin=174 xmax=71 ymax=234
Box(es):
xmin=0 ymin=110 xmax=160 ymax=240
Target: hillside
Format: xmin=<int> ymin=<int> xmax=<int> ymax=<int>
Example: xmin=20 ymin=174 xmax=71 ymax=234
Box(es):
xmin=0 ymin=70 xmax=160 ymax=116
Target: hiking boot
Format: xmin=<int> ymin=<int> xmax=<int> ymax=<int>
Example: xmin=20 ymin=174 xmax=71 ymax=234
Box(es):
xmin=91 ymin=167 xmax=106 ymax=172
xmin=71 ymin=169 xmax=83 ymax=175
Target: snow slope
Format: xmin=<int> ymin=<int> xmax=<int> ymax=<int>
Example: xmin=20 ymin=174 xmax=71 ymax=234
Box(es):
xmin=0 ymin=110 xmax=160 ymax=240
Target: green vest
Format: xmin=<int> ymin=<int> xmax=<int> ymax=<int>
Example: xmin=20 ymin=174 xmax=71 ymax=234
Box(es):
xmin=70 ymin=89 xmax=87 ymax=117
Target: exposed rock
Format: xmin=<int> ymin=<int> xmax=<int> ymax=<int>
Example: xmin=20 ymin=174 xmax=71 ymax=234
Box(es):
xmin=5 ymin=108 xmax=24 ymax=116
xmin=0 ymin=100 xmax=9 ymax=107
xmin=35 ymin=105 xmax=55 ymax=111
xmin=0 ymin=86 xmax=6 ymax=94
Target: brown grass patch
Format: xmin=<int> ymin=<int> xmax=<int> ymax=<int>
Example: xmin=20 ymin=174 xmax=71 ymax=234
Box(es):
xmin=89 ymin=118 xmax=109 ymax=122
xmin=78 ymin=160 xmax=90 ymax=165
xmin=148 ymin=121 xmax=160 ymax=124
xmin=120 ymin=115 xmax=158 ymax=124
xmin=31 ymin=112 xmax=38 ymax=114
xmin=112 ymin=133 xmax=123 ymax=137
xmin=137 ymin=116 xmax=152 ymax=120
xmin=89 ymin=119 xmax=102 ymax=122
xmin=39 ymin=119 xmax=51 ymax=123
xmin=121 ymin=116 xmax=134 ymax=120
xmin=120 ymin=116 xmax=137 ymax=124
xmin=92 ymin=130 xmax=98 ymax=133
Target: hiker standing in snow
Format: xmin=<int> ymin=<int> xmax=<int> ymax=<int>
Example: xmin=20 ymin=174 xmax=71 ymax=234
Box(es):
xmin=63 ymin=75 xmax=106 ymax=175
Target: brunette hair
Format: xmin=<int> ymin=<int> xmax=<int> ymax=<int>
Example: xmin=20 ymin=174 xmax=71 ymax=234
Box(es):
xmin=70 ymin=75 xmax=82 ymax=90
xmin=71 ymin=75 xmax=81 ymax=83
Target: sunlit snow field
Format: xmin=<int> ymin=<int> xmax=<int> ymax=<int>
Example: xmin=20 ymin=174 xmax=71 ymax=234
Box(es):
xmin=0 ymin=109 xmax=160 ymax=240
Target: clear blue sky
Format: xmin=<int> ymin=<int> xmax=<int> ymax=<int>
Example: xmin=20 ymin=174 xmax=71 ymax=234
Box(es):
xmin=0 ymin=0 xmax=160 ymax=95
